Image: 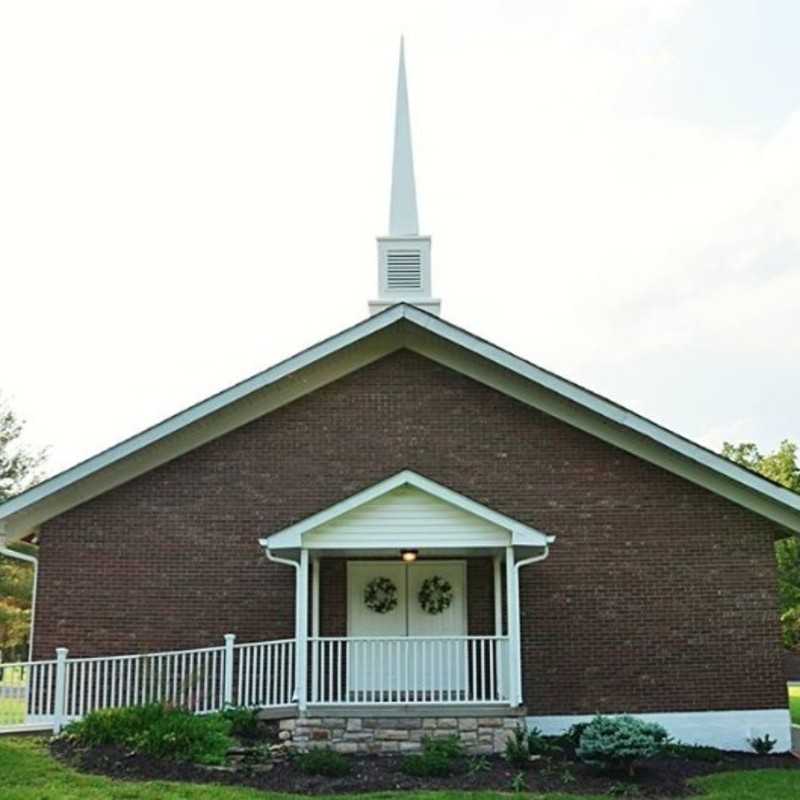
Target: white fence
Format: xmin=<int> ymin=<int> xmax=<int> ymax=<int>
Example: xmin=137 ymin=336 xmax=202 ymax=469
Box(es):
xmin=0 ymin=635 xmax=296 ymax=734
xmin=309 ymin=635 xmax=510 ymax=705
xmin=1 ymin=633 xmax=512 ymax=734
xmin=233 ymin=639 xmax=296 ymax=709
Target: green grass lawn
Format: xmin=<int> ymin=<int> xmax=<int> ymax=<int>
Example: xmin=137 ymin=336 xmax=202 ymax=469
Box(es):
xmin=0 ymin=736 xmax=799 ymax=800
xmin=790 ymin=684 xmax=800 ymax=725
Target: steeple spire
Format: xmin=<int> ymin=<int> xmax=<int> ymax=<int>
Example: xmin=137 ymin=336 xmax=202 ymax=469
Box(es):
xmin=389 ymin=37 xmax=419 ymax=236
xmin=369 ymin=37 xmax=440 ymax=317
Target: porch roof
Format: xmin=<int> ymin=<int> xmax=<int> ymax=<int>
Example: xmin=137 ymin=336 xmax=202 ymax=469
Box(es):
xmin=259 ymin=470 xmax=554 ymax=553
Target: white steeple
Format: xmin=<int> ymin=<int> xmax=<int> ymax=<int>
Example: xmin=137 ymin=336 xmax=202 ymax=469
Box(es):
xmin=369 ymin=37 xmax=440 ymax=317
xmin=389 ymin=37 xmax=418 ymax=237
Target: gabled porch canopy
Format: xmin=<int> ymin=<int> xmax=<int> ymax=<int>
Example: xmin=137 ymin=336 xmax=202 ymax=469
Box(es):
xmin=258 ymin=471 xmax=555 ymax=712
xmin=260 ymin=469 xmax=554 ymax=558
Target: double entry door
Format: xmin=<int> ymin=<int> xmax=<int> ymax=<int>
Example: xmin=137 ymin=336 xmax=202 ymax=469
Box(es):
xmin=346 ymin=560 xmax=467 ymax=698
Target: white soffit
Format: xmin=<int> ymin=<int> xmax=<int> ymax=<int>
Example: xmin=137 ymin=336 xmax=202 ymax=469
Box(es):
xmin=2 ymin=303 xmax=799 ymax=539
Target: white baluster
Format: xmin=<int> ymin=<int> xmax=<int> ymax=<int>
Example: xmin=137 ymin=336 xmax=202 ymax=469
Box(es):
xmin=337 ymin=639 xmax=343 ymax=704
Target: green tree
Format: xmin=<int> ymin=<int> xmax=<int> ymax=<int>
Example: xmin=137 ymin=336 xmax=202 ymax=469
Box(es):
xmin=0 ymin=394 xmax=46 ymax=660
xmin=722 ymin=440 xmax=800 ymax=650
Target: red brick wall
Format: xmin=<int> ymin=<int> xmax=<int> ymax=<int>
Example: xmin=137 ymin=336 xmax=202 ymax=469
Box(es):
xmin=34 ymin=350 xmax=787 ymax=713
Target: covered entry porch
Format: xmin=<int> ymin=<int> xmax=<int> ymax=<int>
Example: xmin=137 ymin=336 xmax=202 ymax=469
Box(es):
xmin=259 ymin=470 xmax=554 ymax=713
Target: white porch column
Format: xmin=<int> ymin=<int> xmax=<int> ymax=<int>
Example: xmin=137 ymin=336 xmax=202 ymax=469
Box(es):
xmin=505 ymin=545 xmax=522 ymax=706
xmin=310 ymin=557 xmax=320 ymax=704
xmin=493 ymin=555 xmax=505 ymax=701
xmin=493 ymin=556 xmax=503 ymax=637
xmin=295 ymin=548 xmax=310 ymax=711
xmin=311 ymin=557 xmax=320 ymax=638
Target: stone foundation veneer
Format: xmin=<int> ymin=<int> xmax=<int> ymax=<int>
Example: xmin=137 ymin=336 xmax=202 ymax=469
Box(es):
xmin=278 ymin=714 xmax=521 ymax=754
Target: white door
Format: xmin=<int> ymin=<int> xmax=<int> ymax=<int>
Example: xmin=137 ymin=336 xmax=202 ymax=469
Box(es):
xmin=347 ymin=560 xmax=466 ymax=699
xmin=407 ymin=561 xmax=467 ymax=696
xmin=346 ymin=562 xmax=407 ymax=697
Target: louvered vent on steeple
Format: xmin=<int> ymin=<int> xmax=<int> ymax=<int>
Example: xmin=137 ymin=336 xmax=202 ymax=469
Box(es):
xmin=369 ymin=37 xmax=441 ymax=317
xmin=386 ymin=249 xmax=423 ymax=290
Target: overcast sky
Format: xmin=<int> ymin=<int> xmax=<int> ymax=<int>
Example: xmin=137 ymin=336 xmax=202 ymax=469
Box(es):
xmin=2 ymin=0 xmax=799 ymax=477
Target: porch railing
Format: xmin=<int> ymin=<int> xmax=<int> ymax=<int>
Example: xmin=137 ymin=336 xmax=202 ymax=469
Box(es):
xmin=0 ymin=635 xmax=297 ymax=735
xmin=233 ymin=638 xmax=295 ymax=709
xmin=1 ymin=633 xmax=512 ymax=735
xmin=309 ymin=635 xmax=510 ymax=705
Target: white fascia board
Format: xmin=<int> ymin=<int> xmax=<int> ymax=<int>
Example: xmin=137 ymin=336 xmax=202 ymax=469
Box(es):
xmin=4 ymin=302 xmax=800 ymax=538
xmin=0 ymin=307 xmax=408 ymax=538
xmin=401 ymin=306 xmax=800 ymax=531
xmin=261 ymin=469 xmax=553 ymax=549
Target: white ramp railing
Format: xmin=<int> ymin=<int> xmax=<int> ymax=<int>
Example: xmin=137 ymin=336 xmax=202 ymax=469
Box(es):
xmin=1 ymin=633 xmax=513 ymax=733
xmin=233 ymin=639 xmax=296 ymax=709
xmin=0 ymin=659 xmax=58 ymax=731
xmin=0 ymin=634 xmax=296 ymax=735
xmin=62 ymin=644 xmax=227 ymax=720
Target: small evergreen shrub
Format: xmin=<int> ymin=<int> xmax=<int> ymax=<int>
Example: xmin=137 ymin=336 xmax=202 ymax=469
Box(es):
xmin=559 ymin=766 xmax=576 ymax=785
xmin=565 ymin=722 xmax=590 ymax=747
xmin=504 ymin=723 xmax=530 ymax=766
xmin=467 ymin=754 xmax=490 ymax=774
xmin=510 ymin=771 xmax=528 ymax=792
xmin=527 ymin=726 xmax=560 ymax=756
xmin=294 ymin=747 xmax=351 ymax=777
xmin=221 ymin=706 xmax=260 ymax=739
xmin=400 ymin=734 xmax=465 ymax=777
xmin=504 ymin=723 xmax=558 ymax=766
xmin=748 ymin=733 xmax=777 ymax=755
xmin=65 ymin=704 xmax=234 ymax=765
xmin=421 ymin=734 xmax=464 ymax=759
xmin=576 ymin=715 xmax=668 ymax=776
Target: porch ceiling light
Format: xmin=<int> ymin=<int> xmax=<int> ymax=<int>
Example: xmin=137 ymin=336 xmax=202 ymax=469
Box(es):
xmin=401 ymin=549 xmax=418 ymax=563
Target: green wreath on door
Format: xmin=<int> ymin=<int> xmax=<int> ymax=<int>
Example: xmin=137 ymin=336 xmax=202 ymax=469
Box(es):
xmin=417 ymin=575 xmax=454 ymax=615
xmin=363 ymin=576 xmax=398 ymax=614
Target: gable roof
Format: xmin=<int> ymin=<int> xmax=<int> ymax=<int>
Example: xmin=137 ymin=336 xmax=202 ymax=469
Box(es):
xmin=2 ymin=303 xmax=800 ymax=540
xmin=260 ymin=470 xmax=554 ymax=551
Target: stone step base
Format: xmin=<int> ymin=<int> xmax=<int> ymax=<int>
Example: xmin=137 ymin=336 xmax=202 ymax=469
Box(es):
xmin=279 ymin=711 xmax=526 ymax=755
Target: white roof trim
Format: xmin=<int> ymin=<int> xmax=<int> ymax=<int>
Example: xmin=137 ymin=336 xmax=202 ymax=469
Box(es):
xmin=2 ymin=302 xmax=799 ymax=536
xmin=259 ymin=470 xmax=554 ymax=550
xmin=401 ymin=306 xmax=800 ymax=518
xmin=0 ymin=306 xmax=407 ymax=529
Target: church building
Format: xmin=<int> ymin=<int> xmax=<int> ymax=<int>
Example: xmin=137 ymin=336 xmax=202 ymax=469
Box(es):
xmin=1 ymin=41 xmax=797 ymax=752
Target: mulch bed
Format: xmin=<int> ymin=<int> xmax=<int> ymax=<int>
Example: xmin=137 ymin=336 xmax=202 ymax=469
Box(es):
xmin=50 ymin=738 xmax=799 ymax=798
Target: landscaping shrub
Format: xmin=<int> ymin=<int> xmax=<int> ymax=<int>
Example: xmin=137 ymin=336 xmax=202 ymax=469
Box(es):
xmin=504 ymin=723 xmax=559 ymax=766
xmin=421 ymin=734 xmax=464 ymax=759
xmin=294 ymin=747 xmax=351 ymax=777
xmin=221 ymin=706 xmax=260 ymax=739
xmin=576 ymin=715 xmax=669 ymax=776
xmin=527 ymin=726 xmax=560 ymax=756
xmin=400 ymin=734 xmax=464 ymax=777
xmin=401 ymin=750 xmax=454 ymax=777
xmin=748 ymin=734 xmax=777 ymax=755
xmin=510 ymin=771 xmax=527 ymax=792
xmin=65 ymin=704 xmax=234 ymax=765
xmin=504 ymin=723 xmax=531 ymax=766
xmin=467 ymin=754 xmax=490 ymax=774
xmin=667 ymin=743 xmax=723 ymax=762
xmin=565 ymin=722 xmax=590 ymax=747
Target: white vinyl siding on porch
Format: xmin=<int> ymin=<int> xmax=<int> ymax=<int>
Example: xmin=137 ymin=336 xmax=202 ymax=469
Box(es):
xmin=304 ymin=486 xmax=509 ymax=549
